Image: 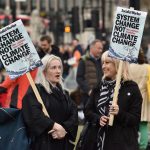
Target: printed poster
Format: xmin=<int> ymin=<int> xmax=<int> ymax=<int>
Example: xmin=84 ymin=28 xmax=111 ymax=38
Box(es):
xmin=109 ymin=7 xmax=147 ymax=63
xmin=0 ymin=20 xmax=42 ymax=79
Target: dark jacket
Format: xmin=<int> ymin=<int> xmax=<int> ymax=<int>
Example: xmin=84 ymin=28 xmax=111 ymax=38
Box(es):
xmin=77 ymin=53 xmax=103 ymax=94
xmin=73 ymin=44 xmax=84 ymax=56
xmin=22 ymin=84 xmax=78 ymax=150
xmin=38 ymin=45 xmax=62 ymax=59
xmin=76 ymin=53 xmax=103 ymax=105
xmin=84 ymin=80 xmax=142 ymax=150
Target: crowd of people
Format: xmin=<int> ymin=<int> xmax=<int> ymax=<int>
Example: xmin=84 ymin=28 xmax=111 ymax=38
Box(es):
xmin=0 ymin=34 xmax=150 ymax=150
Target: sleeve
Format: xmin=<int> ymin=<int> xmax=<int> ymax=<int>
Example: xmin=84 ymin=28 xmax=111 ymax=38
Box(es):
xmin=62 ymin=95 xmax=78 ymax=141
xmin=115 ymin=84 xmax=143 ymax=127
xmin=76 ymin=59 xmax=90 ymax=94
xmin=22 ymin=87 xmax=55 ymax=136
xmin=84 ymin=89 xmax=100 ymax=125
xmin=74 ymin=50 xmax=81 ymax=62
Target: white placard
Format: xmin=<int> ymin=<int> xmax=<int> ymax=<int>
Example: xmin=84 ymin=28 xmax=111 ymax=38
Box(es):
xmin=0 ymin=20 xmax=42 ymax=79
xmin=109 ymin=7 xmax=147 ymax=63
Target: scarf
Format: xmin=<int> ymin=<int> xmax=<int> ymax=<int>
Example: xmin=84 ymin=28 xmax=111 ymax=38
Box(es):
xmin=97 ymin=79 xmax=116 ymax=150
xmin=50 ymin=84 xmax=66 ymax=101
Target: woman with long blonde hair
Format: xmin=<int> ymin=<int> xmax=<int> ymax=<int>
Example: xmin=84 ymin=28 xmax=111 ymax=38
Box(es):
xmin=22 ymin=54 xmax=78 ymax=150
xmin=83 ymin=51 xmax=142 ymax=150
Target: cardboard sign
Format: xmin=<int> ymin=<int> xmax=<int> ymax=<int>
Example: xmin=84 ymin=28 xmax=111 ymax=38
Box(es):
xmin=109 ymin=7 xmax=147 ymax=63
xmin=0 ymin=20 xmax=42 ymax=79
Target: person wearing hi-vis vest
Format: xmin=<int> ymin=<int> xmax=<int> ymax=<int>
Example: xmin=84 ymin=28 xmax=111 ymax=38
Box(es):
xmin=82 ymin=51 xmax=142 ymax=150
xmin=22 ymin=54 xmax=78 ymax=150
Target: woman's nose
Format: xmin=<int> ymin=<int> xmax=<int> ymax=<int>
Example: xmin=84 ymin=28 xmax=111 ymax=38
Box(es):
xmin=56 ymin=67 xmax=61 ymax=72
xmin=102 ymin=63 xmax=106 ymax=68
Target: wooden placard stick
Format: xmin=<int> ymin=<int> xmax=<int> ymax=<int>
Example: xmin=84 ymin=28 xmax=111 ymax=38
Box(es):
xmin=26 ymin=72 xmax=49 ymax=117
xmin=108 ymin=60 xmax=123 ymax=126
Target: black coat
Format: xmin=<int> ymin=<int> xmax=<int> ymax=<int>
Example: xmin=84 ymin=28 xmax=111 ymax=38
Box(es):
xmin=22 ymin=84 xmax=78 ymax=150
xmin=38 ymin=45 xmax=62 ymax=59
xmin=84 ymin=80 xmax=142 ymax=150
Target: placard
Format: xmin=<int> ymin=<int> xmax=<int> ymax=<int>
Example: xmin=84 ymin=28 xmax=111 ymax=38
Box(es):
xmin=0 ymin=20 xmax=42 ymax=79
xmin=109 ymin=7 xmax=147 ymax=62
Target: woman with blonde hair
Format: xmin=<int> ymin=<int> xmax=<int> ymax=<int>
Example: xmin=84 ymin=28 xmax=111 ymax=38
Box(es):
xmin=22 ymin=54 xmax=78 ymax=150
xmin=83 ymin=51 xmax=142 ymax=150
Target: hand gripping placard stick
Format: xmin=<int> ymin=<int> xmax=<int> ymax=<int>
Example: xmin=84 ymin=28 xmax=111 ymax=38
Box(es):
xmin=108 ymin=60 xmax=123 ymax=126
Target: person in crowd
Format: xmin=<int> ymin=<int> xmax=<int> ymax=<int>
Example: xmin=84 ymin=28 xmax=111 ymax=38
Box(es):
xmin=130 ymin=49 xmax=150 ymax=150
xmin=59 ymin=44 xmax=71 ymax=78
xmin=22 ymin=54 xmax=78 ymax=150
xmin=76 ymin=39 xmax=103 ymax=108
xmin=38 ymin=35 xmax=62 ymax=59
xmin=64 ymin=39 xmax=84 ymax=91
xmin=83 ymin=51 xmax=142 ymax=150
xmin=72 ymin=39 xmax=84 ymax=66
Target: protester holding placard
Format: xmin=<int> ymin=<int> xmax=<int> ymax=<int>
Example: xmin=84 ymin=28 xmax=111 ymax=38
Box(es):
xmin=130 ymin=49 xmax=150 ymax=150
xmin=22 ymin=54 xmax=78 ymax=150
xmin=82 ymin=51 xmax=142 ymax=150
